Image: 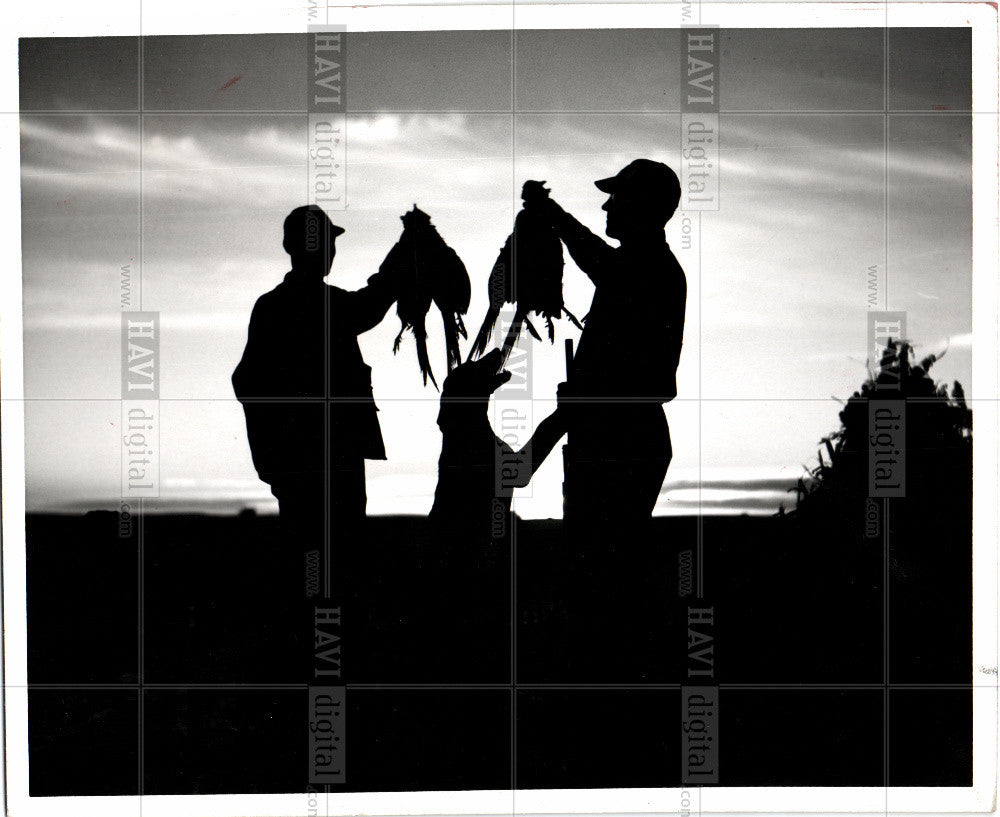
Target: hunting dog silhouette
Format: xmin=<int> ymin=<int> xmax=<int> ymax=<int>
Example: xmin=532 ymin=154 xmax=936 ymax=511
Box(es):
xmin=429 ymin=349 xmax=563 ymax=538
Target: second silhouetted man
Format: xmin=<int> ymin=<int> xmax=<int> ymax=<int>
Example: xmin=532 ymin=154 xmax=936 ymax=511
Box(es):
xmin=233 ymin=205 xmax=402 ymax=574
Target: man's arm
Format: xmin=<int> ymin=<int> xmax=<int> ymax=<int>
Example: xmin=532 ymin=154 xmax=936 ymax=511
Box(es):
xmin=508 ymin=407 xmax=567 ymax=488
xmin=538 ymin=198 xmax=616 ymax=286
xmin=337 ymin=265 xmax=400 ymax=335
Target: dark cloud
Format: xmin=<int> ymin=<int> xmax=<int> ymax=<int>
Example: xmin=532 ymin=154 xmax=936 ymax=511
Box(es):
xmin=888 ymin=28 xmax=972 ymax=111
xmin=19 ymin=37 xmax=139 ymax=111
xmin=20 ymin=28 xmax=972 ymax=114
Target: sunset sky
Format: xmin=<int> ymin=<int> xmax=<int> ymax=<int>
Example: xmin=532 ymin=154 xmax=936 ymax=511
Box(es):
xmin=19 ymin=27 xmax=972 ymax=516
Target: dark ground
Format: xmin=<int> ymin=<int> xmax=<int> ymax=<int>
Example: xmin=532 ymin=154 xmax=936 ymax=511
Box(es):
xmin=25 ymin=509 xmax=971 ymax=794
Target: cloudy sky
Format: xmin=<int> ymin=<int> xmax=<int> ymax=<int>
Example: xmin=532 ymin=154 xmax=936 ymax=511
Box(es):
xmin=19 ymin=27 xmax=972 ymax=516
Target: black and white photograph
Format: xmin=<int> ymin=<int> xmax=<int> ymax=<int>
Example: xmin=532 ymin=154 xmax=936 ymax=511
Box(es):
xmin=2 ymin=1 xmax=998 ymax=815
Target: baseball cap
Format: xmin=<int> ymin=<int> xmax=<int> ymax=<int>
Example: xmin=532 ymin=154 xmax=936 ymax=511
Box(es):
xmin=283 ymin=205 xmax=345 ymax=255
xmin=595 ymin=159 xmax=681 ymax=209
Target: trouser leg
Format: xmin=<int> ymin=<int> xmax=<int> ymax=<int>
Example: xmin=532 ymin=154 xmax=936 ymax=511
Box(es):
xmin=275 ymin=481 xmax=324 ymax=681
xmin=564 ymin=405 xmax=671 ymax=530
xmin=327 ymin=458 xmax=366 ymax=602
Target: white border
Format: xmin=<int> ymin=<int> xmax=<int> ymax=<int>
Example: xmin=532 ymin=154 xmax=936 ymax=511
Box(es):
xmin=2 ymin=2 xmax=997 ymax=816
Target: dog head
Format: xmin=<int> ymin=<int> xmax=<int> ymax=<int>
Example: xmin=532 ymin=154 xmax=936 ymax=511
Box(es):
xmin=437 ymin=349 xmax=512 ymax=424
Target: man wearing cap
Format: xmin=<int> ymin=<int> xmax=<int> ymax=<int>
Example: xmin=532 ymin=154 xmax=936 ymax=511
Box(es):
xmin=536 ymin=159 xmax=687 ymax=528
xmin=233 ymin=205 xmax=402 ymax=562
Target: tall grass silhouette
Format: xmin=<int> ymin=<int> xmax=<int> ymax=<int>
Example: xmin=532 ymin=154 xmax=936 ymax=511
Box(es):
xmin=791 ymin=338 xmax=971 ymax=524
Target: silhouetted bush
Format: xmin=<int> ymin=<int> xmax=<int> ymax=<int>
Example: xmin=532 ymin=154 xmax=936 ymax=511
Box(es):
xmin=790 ymin=339 xmax=971 ymax=532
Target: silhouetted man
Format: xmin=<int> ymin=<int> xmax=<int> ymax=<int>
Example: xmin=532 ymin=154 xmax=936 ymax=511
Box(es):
xmin=232 ymin=206 xmax=401 ymax=578
xmin=537 ymin=160 xmax=686 ymax=528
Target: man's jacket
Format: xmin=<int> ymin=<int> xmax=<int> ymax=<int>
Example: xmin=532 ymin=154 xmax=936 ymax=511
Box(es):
xmin=232 ymin=268 xmax=396 ymax=487
xmin=554 ymin=213 xmax=687 ymax=402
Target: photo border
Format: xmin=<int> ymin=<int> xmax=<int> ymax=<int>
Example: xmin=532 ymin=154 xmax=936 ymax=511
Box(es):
xmin=2 ymin=1 xmax=997 ymax=815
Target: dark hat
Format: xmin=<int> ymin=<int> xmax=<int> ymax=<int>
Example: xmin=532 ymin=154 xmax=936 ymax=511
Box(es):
xmin=283 ymin=205 xmax=344 ymax=254
xmin=595 ymin=159 xmax=681 ymax=208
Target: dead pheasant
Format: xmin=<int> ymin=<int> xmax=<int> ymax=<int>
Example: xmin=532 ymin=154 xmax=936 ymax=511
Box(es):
xmin=381 ymin=205 xmax=471 ymax=388
xmin=469 ymin=180 xmax=581 ymax=365
xmin=430 ymin=231 xmax=472 ymax=373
